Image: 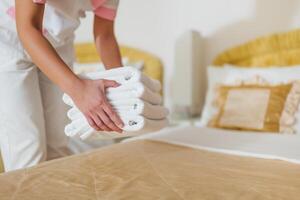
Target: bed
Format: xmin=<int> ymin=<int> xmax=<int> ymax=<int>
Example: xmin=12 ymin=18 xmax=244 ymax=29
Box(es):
xmin=1 ymin=30 xmax=300 ymax=199
xmin=0 ymin=139 xmax=300 ymax=200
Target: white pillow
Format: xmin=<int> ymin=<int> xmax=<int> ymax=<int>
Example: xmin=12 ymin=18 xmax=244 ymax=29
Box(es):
xmin=197 ymin=65 xmax=300 ymax=134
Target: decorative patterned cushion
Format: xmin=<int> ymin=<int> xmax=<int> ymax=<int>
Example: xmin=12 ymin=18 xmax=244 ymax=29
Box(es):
xmin=208 ymin=81 xmax=300 ymax=134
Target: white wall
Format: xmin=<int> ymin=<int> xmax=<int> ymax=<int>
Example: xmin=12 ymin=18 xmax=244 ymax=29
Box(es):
xmin=75 ymin=0 xmax=300 ymax=107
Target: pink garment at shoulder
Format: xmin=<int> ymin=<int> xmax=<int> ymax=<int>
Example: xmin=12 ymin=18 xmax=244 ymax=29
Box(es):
xmin=6 ymin=7 xmax=16 ymax=19
xmin=91 ymin=0 xmax=119 ymax=21
xmin=6 ymin=0 xmax=46 ymax=20
xmin=31 ymin=0 xmax=118 ymax=20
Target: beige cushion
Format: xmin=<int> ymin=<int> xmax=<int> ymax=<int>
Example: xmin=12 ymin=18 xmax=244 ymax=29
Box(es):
xmin=219 ymin=88 xmax=270 ymax=130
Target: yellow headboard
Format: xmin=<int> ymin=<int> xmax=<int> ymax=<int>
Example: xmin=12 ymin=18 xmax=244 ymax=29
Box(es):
xmin=74 ymin=43 xmax=164 ymax=85
xmin=213 ymin=29 xmax=300 ymax=67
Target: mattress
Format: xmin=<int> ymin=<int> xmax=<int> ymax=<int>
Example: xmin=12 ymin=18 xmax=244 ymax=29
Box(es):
xmin=125 ymin=125 xmax=300 ymax=164
xmin=0 ymin=140 xmax=300 ymax=200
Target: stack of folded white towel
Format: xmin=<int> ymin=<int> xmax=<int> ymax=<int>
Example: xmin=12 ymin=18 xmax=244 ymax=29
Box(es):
xmin=63 ymin=66 xmax=169 ymax=140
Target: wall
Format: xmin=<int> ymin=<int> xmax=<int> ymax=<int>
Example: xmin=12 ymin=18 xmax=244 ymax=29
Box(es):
xmin=75 ymin=0 xmax=300 ymax=107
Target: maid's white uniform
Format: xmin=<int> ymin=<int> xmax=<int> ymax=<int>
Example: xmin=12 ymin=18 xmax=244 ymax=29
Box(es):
xmin=0 ymin=0 xmax=119 ymax=171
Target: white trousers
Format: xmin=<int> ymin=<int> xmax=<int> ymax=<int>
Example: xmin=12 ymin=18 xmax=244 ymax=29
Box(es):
xmin=0 ymin=29 xmax=75 ymax=172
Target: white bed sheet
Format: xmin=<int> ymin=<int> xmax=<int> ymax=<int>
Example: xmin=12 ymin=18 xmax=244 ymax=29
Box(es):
xmin=124 ymin=125 xmax=300 ymax=164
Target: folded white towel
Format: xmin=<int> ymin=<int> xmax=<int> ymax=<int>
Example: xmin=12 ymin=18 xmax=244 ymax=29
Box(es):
xmin=80 ymin=66 xmax=161 ymax=93
xmin=112 ymin=99 xmax=169 ymax=120
xmin=68 ymin=98 xmax=169 ymax=120
xmin=63 ymin=82 xmax=163 ymax=107
xmin=106 ymin=82 xmax=162 ymax=105
xmin=65 ymin=115 xmax=168 ymax=140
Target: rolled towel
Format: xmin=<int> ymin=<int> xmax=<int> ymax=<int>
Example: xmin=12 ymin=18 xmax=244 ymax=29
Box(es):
xmin=67 ymin=98 xmax=169 ymax=120
xmin=106 ymin=82 xmax=162 ymax=105
xmin=112 ymin=99 xmax=169 ymax=120
xmin=63 ymin=82 xmax=162 ymax=107
xmin=80 ymin=66 xmax=161 ymax=93
xmin=65 ymin=115 xmax=168 ymax=140
xmin=67 ymin=108 xmax=82 ymax=121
